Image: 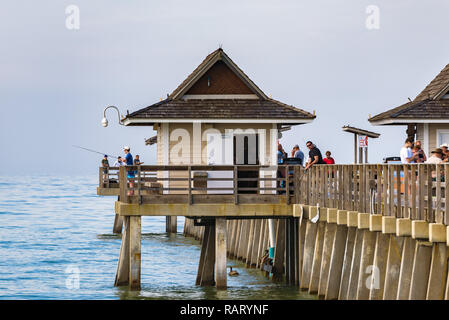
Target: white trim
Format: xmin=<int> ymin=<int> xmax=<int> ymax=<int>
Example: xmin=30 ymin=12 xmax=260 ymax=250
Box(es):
xmin=124 ymin=118 xmax=314 ymax=125
xmin=424 ymin=123 xmax=429 ymax=157
xmin=182 ymin=94 xmax=259 ymax=100
xmin=371 ymin=119 xmax=449 ymax=125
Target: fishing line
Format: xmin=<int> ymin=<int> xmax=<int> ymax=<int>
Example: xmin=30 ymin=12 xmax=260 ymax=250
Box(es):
xmin=72 ymin=145 xmax=120 ymax=159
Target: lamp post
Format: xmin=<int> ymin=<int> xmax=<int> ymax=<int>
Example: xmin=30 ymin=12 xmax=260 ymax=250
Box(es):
xmin=102 ymin=106 xmax=124 ymax=127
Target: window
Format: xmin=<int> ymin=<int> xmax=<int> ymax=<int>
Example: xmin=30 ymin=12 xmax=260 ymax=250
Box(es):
xmin=437 ymin=129 xmax=449 ymax=147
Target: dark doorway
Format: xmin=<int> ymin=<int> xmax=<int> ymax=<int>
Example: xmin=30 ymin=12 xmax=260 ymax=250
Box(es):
xmin=233 ymin=134 xmax=259 ymax=194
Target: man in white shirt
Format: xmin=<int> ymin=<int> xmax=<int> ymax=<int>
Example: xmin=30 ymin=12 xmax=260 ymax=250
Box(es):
xmin=113 ymin=156 xmax=124 ymax=167
xmin=400 ymin=139 xmax=414 ymax=164
xmin=425 ymin=148 xmax=444 ymax=164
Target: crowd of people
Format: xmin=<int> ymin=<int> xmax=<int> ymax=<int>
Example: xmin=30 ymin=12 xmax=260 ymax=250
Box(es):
xmin=277 ymin=141 xmax=335 ymax=169
xmin=400 ymin=139 xmax=449 ymax=164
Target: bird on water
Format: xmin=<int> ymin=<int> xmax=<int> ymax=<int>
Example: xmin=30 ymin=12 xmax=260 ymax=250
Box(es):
xmin=229 ymin=267 xmax=239 ymax=276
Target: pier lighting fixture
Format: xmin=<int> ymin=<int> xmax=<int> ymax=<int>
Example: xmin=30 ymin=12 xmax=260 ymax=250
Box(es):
xmin=102 ymin=106 xmax=124 ymax=127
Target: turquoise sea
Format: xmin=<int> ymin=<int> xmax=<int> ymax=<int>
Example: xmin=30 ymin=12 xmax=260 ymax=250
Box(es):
xmin=0 ymin=175 xmax=315 ymax=300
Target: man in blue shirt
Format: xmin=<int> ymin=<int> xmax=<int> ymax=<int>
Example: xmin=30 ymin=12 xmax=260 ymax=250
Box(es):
xmin=123 ymin=146 xmax=134 ymax=177
xmin=292 ymin=144 xmax=304 ymax=166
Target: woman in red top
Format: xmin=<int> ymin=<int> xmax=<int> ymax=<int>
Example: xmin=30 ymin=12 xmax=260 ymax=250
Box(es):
xmin=323 ymin=151 xmax=335 ymax=164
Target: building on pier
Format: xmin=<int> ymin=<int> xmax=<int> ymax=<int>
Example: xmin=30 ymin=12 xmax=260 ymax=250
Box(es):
xmin=99 ymin=48 xmax=316 ymax=290
xmin=369 ymin=62 xmax=449 ymax=156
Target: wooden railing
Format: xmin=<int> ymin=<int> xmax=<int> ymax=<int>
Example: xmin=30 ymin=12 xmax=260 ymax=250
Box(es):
xmin=115 ymin=165 xmax=294 ymax=205
xmin=294 ymin=164 xmax=449 ymax=225
xmin=99 ymin=167 xmax=120 ymax=188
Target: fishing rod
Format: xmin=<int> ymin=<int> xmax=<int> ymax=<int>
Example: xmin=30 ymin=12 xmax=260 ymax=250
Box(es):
xmin=72 ymin=145 xmax=120 ymax=159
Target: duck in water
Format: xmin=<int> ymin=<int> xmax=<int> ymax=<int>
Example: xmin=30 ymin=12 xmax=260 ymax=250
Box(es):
xmin=229 ymin=267 xmax=239 ymax=276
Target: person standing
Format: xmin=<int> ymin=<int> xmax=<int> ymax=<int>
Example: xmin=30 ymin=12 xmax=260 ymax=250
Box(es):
xmin=123 ymin=146 xmax=134 ymax=176
xmin=113 ymin=156 xmax=124 ymax=167
xmin=123 ymin=146 xmax=135 ymax=196
xmin=134 ymin=154 xmax=144 ymax=165
xmin=101 ymin=155 xmax=109 ymax=171
xmin=278 ymin=144 xmax=287 ymax=164
xmin=415 ymin=140 xmax=427 ymax=161
xmin=425 ymin=148 xmax=444 ymax=164
xmin=400 ymin=139 xmax=414 ymax=164
xmin=291 ymin=144 xmax=304 ymax=166
xmin=412 ymin=145 xmax=425 ymax=163
xmin=305 ymin=141 xmax=324 ymax=169
xmin=323 ymin=151 xmax=335 ymax=164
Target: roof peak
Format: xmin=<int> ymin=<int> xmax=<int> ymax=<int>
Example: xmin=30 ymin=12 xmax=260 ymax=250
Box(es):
xmin=168 ymin=49 xmax=267 ymax=100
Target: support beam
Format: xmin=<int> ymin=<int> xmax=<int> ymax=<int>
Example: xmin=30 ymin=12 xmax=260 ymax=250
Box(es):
xmin=215 ymin=218 xmax=227 ymax=290
xmin=356 ymin=230 xmax=376 ymax=300
xmin=383 ymin=236 xmax=405 ymax=300
xmin=300 ymin=220 xmax=318 ymax=290
xmin=166 ymin=216 xmax=177 ymax=233
xmin=325 ymin=224 xmax=348 ymax=300
xmin=338 ymin=227 xmax=357 ymax=300
xmin=113 ymin=214 xmax=123 ymax=234
xmin=309 ymin=221 xmax=326 ymax=294
xmin=426 ymin=243 xmax=448 ymax=300
xmin=129 ymin=216 xmax=141 ymax=290
xmin=115 ymin=216 xmax=130 ymax=286
xmin=197 ymin=224 xmax=215 ymax=286
xmin=272 ymin=219 xmax=286 ymax=282
xmin=409 ymin=241 xmax=432 ymax=299
xmin=397 ymin=237 xmax=417 ymax=300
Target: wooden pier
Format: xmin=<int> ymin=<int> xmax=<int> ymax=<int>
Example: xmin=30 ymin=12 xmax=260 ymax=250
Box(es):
xmin=97 ymin=163 xmax=449 ymax=299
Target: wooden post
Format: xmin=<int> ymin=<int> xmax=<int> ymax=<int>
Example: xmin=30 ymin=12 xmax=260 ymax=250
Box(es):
xmin=426 ymin=243 xmax=449 ymax=300
xmin=129 ymin=216 xmax=141 ymax=290
xmin=318 ymin=222 xmax=337 ymax=297
xmin=338 ymin=226 xmax=357 ymax=300
xmin=272 ymin=219 xmax=286 ymax=282
xmin=325 ymin=223 xmax=348 ymax=300
xmin=215 ymin=218 xmax=227 ymax=289
xmin=368 ymin=232 xmax=389 ymax=300
xmin=197 ymin=223 xmax=215 ymax=286
xmin=245 ymin=220 xmax=255 ymax=265
xmin=354 ymin=134 xmax=358 ymax=164
xmin=346 ymin=229 xmax=364 ymax=299
xmin=409 ymin=240 xmax=432 ymax=299
xmin=309 ymin=221 xmax=326 ymax=294
xmin=300 ymin=220 xmax=318 ymax=290
xmin=397 ymin=238 xmax=417 ymax=299
xmin=356 ymin=230 xmax=376 ymax=299
xmin=383 ymin=236 xmax=405 ymax=300
xmin=115 ymin=216 xmax=130 ymax=286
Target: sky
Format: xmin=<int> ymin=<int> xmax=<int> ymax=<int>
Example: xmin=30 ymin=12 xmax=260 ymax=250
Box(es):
xmin=1 ymin=0 xmax=449 ymax=175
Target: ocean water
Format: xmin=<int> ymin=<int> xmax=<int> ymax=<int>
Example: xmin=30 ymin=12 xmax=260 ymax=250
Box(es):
xmin=0 ymin=175 xmax=316 ymax=300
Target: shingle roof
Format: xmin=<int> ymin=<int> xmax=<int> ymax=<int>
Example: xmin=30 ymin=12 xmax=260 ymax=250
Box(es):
xmin=369 ymin=99 xmax=449 ymax=123
xmin=124 ymin=48 xmax=315 ymax=125
xmin=369 ymin=62 xmax=449 ymax=124
xmin=415 ymin=63 xmax=449 ymax=101
xmin=126 ymin=98 xmax=315 ymax=124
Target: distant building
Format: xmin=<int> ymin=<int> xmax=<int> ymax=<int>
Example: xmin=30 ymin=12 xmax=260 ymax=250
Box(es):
xmin=369 ymin=63 xmax=449 ymax=156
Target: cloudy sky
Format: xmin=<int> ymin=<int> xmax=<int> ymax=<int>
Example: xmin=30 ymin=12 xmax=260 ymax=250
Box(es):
xmin=1 ymin=0 xmax=449 ymax=175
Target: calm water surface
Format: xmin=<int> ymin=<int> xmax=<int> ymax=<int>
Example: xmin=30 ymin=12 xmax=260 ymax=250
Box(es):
xmin=0 ymin=175 xmax=316 ymax=300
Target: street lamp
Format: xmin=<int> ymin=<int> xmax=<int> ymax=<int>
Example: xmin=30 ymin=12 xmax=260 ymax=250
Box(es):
xmin=102 ymin=106 xmax=124 ymax=127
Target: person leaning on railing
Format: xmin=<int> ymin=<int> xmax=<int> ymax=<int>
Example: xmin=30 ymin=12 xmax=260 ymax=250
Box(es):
xmin=304 ymin=141 xmax=325 ymax=169
xmin=101 ymin=155 xmax=109 ymax=184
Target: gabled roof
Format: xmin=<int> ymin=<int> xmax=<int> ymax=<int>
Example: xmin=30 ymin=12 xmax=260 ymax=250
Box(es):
xmin=124 ymin=48 xmax=316 ymax=125
xmin=168 ymin=48 xmax=267 ymax=99
xmin=415 ymin=63 xmax=449 ymax=101
xmin=369 ymin=62 xmax=449 ymax=125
